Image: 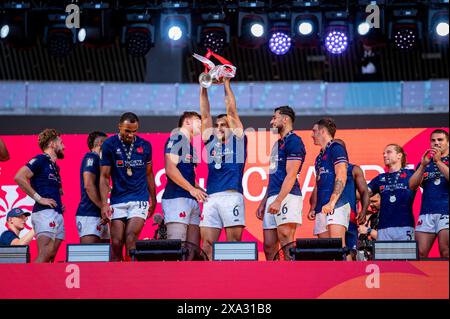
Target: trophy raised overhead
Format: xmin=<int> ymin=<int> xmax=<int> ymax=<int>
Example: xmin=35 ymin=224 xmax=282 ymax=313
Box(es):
xmin=193 ymin=49 xmax=236 ymax=88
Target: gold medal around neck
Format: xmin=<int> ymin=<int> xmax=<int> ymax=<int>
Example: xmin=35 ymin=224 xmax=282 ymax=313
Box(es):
xmin=127 ymin=167 xmax=133 ymax=176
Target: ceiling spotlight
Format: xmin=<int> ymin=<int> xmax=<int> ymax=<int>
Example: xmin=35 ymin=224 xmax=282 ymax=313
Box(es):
xmin=126 ymin=29 xmax=152 ymax=57
xmin=298 ymin=21 xmax=313 ymax=35
xmin=250 ymin=23 xmax=265 ymax=38
xmin=394 ymin=27 xmax=417 ymax=51
xmin=78 ymin=28 xmax=86 ymax=42
xmin=357 ymin=22 xmax=371 ymax=36
xmin=269 ymin=31 xmax=291 ymax=55
xmin=168 ymin=25 xmax=183 ymax=41
xmin=0 ymin=25 xmax=9 ymax=39
xmin=436 ymin=22 xmax=449 ymax=37
xmin=47 ymin=30 xmax=74 ymax=58
xmin=200 ymin=29 xmax=226 ymax=52
xmin=325 ymin=30 xmax=348 ymax=54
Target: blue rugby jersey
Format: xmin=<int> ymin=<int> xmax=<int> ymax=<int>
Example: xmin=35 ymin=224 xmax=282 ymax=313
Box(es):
xmin=315 ymin=141 xmax=350 ymax=213
xmin=205 ymin=134 xmax=247 ymax=195
xmin=368 ymin=169 xmax=416 ymax=230
xmin=267 ymin=131 xmax=306 ymax=198
xmin=100 ymin=135 xmax=152 ymax=205
xmin=26 ymin=154 xmax=63 ymax=214
xmin=76 ymin=152 xmax=101 ymax=217
xmin=162 ymin=132 xmax=197 ymax=200
xmin=418 ymin=155 xmax=449 ymax=216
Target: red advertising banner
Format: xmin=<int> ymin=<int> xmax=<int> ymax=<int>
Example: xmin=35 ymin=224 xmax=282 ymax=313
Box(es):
xmin=0 ymin=261 xmax=448 ymax=299
xmin=0 ymin=127 xmax=448 ymax=261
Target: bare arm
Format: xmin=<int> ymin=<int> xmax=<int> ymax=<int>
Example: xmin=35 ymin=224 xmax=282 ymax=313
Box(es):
xmin=307 ymin=186 xmax=318 ymax=220
xmin=165 ymin=154 xmax=207 ymax=202
xmin=83 ymin=172 xmax=103 ymax=209
xmin=256 ymin=189 xmax=269 ymax=220
xmin=0 ymin=138 xmax=9 ymax=161
xmin=409 ymin=150 xmax=431 ymax=190
xmin=14 ymin=166 xmax=57 ymax=208
xmin=268 ymin=160 xmax=301 ymax=214
xmin=434 ymin=147 xmax=449 ymax=181
xmin=321 ymin=162 xmax=347 ymax=214
xmin=436 ymin=160 xmax=449 ymax=181
xmin=99 ymin=166 xmax=111 ymax=206
xmin=309 ymin=186 xmax=317 ymax=212
xmin=358 ymin=224 xmax=378 ymax=240
xmin=11 ymin=229 xmax=35 ymax=246
xmin=146 ymin=163 xmax=157 ymax=218
xmin=353 ymin=165 xmax=369 ymax=225
xmin=223 ymin=78 xmax=244 ymax=138
xmin=200 ymin=87 xmax=214 ymax=142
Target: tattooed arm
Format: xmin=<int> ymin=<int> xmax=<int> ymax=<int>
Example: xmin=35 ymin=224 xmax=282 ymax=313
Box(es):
xmin=321 ymin=162 xmax=347 ymax=214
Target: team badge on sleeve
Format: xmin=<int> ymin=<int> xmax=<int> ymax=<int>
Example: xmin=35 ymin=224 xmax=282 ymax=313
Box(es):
xmin=87 ymin=158 xmax=94 ymax=167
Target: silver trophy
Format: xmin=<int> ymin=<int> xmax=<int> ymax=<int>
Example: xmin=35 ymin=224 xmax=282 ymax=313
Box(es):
xmin=193 ymin=53 xmax=236 ymax=88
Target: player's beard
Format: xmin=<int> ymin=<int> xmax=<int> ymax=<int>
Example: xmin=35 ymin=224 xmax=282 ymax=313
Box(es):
xmin=55 ymin=149 xmax=65 ymax=159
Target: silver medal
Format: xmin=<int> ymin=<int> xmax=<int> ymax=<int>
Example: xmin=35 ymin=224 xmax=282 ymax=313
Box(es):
xmin=214 ymin=163 xmax=221 ymax=170
xmin=434 ymin=178 xmax=441 ymax=186
xmin=389 ymin=195 xmax=396 ymax=203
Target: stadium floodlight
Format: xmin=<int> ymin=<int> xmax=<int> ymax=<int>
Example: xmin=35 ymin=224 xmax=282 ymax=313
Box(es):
xmin=358 ymin=22 xmax=371 ymax=36
xmin=160 ymin=12 xmax=191 ymax=47
xmin=121 ymin=13 xmax=155 ymax=57
xmin=389 ymin=7 xmax=422 ymax=51
xmin=269 ymin=31 xmax=292 ymax=55
xmin=77 ymin=2 xmax=114 ymax=46
xmin=44 ymin=14 xmax=77 ymax=58
xmin=197 ymin=13 xmax=230 ymax=53
xmin=324 ymin=11 xmax=352 ymax=54
xmin=238 ymin=12 xmax=268 ymax=48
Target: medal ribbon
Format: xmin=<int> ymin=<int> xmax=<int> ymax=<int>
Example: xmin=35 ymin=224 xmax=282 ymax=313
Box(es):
xmin=118 ymin=135 xmax=135 ymax=171
xmin=193 ymin=49 xmax=236 ymax=79
xmin=386 ymin=168 xmax=403 ymax=197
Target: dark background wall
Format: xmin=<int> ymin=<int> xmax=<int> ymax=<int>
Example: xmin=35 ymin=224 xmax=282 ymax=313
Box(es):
xmin=0 ymin=113 xmax=448 ymax=135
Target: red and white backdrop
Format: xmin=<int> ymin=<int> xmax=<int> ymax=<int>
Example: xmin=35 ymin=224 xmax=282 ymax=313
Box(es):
xmin=0 ymin=127 xmax=448 ymax=261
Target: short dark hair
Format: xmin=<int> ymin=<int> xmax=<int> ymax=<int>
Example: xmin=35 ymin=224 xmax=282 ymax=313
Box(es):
xmin=274 ymin=106 xmax=295 ymax=123
xmin=216 ymin=114 xmax=227 ymax=120
xmin=178 ymin=111 xmax=201 ymax=128
xmin=316 ymin=118 xmax=337 ymax=138
xmin=431 ymin=129 xmax=449 ymax=141
xmin=87 ymin=131 xmax=107 ymax=150
xmin=38 ymin=129 xmax=61 ymax=151
xmin=119 ymin=112 xmax=139 ymax=124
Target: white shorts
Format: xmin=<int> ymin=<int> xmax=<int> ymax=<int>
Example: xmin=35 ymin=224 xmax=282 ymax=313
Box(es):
xmin=200 ymin=191 xmax=245 ymax=229
xmin=416 ymin=214 xmax=449 ymax=234
xmin=31 ymin=209 xmax=65 ymax=240
xmin=378 ymin=227 xmax=415 ymax=241
xmin=162 ymin=197 xmax=200 ymax=226
xmin=263 ymin=194 xmax=302 ymax=230
xmin=111 ymin=201 xmax=149 ymax=220
xmin=76 ymin=216 xmax=110 ymax=240
xmin=313 ymin=203 xmax=351 ymax=235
